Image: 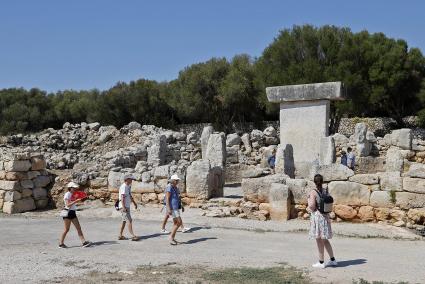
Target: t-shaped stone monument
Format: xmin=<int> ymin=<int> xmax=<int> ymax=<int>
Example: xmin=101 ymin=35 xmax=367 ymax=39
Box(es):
xmin=266 ymin=82 xmax=345 ymax=178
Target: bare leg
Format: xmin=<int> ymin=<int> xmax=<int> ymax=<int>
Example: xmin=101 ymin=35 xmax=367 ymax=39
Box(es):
xmin=60 ymin=219 xmax=71 ymax=245
xmin=127 ymin=221 xmax=136 ymax=237
xmin=170 ymin=217 xmax=181 ymax=241
xmin=323 ymin=239 xmax=335 ymax=259
xmin=315 ymin=239 xmax=325 ymax=261
xmin=180 ymin=219 xmax=185 ymax=229
xmin=161 ymin=214 xmax=169 ymax=230
xmin=119 ymin=221 xmax=126 ymax=237
xmin=71 ymin=218 xmax=86 ymax=243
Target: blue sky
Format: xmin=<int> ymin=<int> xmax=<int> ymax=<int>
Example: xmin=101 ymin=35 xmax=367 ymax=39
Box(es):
xmin=1 ymin=0 xmax=424 ymax=92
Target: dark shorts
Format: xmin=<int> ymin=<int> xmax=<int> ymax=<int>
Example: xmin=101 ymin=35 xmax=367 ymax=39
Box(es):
xmin=63 ymin=210 xmax=77 ymax=220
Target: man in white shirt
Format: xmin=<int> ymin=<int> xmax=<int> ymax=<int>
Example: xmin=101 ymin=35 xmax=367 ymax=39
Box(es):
xmin=118 ymin=174 xmax=138 ymax=241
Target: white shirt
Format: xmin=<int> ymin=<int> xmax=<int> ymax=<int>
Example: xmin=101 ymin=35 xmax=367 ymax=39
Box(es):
xmin=119 ymin=183 xmax=131 ymax=209
xmin=64 ymin=191 xmax=77 ymax=211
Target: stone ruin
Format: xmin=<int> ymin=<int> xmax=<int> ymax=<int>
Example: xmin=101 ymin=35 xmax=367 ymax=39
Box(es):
xmin=0 ymin=152 xmax=53 ymax=213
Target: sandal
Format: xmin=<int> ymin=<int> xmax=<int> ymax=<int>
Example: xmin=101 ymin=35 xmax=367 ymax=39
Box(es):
xmin=131 ymin=236 xmax=139 ymax=241
xmin=170 ymin=239 xmax=180 ymax=246
xmin=118 ymin=236 xmax=127 ymax=240
xmin=82 ymin=241 xmax=91 ymax=247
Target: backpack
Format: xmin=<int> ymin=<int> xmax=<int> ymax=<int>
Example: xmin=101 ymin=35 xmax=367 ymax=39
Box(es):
xmin=314 ymin=189 xmax=334 ymax=214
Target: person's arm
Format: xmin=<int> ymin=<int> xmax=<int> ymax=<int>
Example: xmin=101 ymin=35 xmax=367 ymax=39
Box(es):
xmin=166 ymin=191 xmax=172 ymax=214
xmin=307 ymin=192 xmax=317 ymax=213
xmin=65 ymin=197 xmax=82 ymax=208
xmin=121 ymin=194 xmax=126 ymax=212
xmin=131 ymin=194 xmax=138 ymax=209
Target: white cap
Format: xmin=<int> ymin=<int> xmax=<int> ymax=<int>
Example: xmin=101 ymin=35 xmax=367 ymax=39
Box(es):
xmin=123 ymin=174 xmax=136 ymax=181
xmin=169 ymin=174 xmax=181 ymax=181
xmin=67 ymin=181 xmax=80 ymax=188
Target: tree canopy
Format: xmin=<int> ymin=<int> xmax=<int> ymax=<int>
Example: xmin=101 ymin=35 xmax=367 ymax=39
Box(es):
xmin=1 ymin=25 xmax=425 ymax=135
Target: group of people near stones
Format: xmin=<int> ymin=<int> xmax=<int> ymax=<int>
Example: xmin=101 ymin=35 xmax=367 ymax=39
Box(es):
xmin=59 ymin=174 xmax=189 ymax=248
xmin=59 ymin=160 xmax=340 ymax=269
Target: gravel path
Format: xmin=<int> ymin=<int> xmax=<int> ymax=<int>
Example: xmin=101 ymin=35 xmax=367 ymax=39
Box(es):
xmin=0 ymin=207 xmax=424 ymax=284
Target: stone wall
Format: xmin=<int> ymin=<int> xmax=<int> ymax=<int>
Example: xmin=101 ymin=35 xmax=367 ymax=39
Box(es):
xmin=177 ymin=121 xmax=280 ymax=136
xmin=0 ymin=153 xmax=53 ymax=214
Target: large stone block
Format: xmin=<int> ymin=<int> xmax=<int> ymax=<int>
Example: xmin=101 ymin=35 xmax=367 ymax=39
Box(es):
xmin=153 ymin=165 xmax=170 ymax=179
xmin=354 ymin=123 xmax=372 ymax=157
xmin=266 ymin=82 xmax=344 ymax=102
xmin=319 ymin=136 xmax=336 ymax=165
xmin=242 ymin=174 xmax=287 ymax=203
xmin=349 ymin=174 xmax=379 ymax=185
xmin=107 ymin=171 xmax=124 ymax=191
xmin=186 ymin=160 xmax=223 ymax=199
xmin=369 ymin=191 xmax=395 ymax=208
xmin=34 ymin=176 xmax=51 ymax=188
xmin=379 ymin=172 xmax=403 ymax=192
xmin=405 ymin=163 xmax=425 ymax=178
xmin=0 ymin=180 xmax=22 ymax=191
xmin=275 ymin=144 xmax=295 ymax=178
xmin=4 ymin=160 xmax=32 ymax=172
xmin=206 ymin=133 xmax=226 ymax=168
xmin=385 ymin=129 xmax=412 ymax=150
xmin=312 ymin=164 xmax=354 ymax=182
xmin=2 ymin=198 xmax=36 ymax=214
xmin=385 ymin=147 xmax=404 ymax=172
xmin=334 ymin=204 xmax=357 ymax=220
xmin=31 ymin=156 xmax=46 ymax=171
xmin=358 ymin=206 xmax=375 ymax=221
xmin=226 ymin=133 xmax=241 ymax=147
xmin=396 ymin=192 xmax=425 ymax=209
xmin=268 ymin=183 xmax=292 ymax=220
xmin=355 ymin=157 xmax=386 ymax=174
xmin=147 ymin=135 xmax=168 ymax=166
xmin=20 ymin=180 xmax=34 ymax=189
xmin=35 ymin=198 xmax=49 ymax=209
xmin=132 ymin=181 xmax=155 ymax=194
xmin=33 ymin=188 xmax=48 ymax=200
xmin=5 ymin=191 xmax=22 ymax=202
xmin=21 ymin=188 xmax=33 ymax=198
xmin=328 ymin=181 xmax=370 ymax=206
xmin=407 ymin=208 xmax=425 ymax=224
xmin=201 ymin=126 xmax=214 ymax=158
xmin=402 ymin=177 xmax=425 ymax=194
xmin=286 ymin=178 xmax=315 ymax=205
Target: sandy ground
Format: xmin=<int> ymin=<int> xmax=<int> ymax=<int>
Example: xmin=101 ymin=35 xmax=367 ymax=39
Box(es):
xmin=0 ymin=203 xmax=424 ymax=284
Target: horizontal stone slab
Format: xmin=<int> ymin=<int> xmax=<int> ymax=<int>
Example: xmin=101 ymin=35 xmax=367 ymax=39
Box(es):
xmin=266 ymin=82 xmax=345 ymax=103
xmin=396 ymin=192 xmax=425 ymax=209
xmin=403 ymin=177 xmax=425 ymax=194
xmin=328 ymin=181 xmax=370 ymax=206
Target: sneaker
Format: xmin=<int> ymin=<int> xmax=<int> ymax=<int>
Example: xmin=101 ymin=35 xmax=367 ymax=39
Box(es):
xmin=82 ymin=241 xmax=91 ymax=247
xmin=58 ymin=244 xmax=67 ymax=249
xmin=181 ymin=227 xmax=191 ymax=233
xmin=312 ymin=262 xmax=326 ymax=269
xmin=326 ymin=260 xmax=338 ymax=267
xmin=161 ymin=229 xmax=170 ymax=234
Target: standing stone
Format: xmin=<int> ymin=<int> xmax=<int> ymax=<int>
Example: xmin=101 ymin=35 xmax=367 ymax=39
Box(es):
xmin=386 ymin=147 xmax=404 ymax=172
xmin=226 ymin=133 xmax=241 ymax=147
xmin=266 ymin=82 xmax=345 ymax=176
xmin=319 ymin=136 xmax=336 ymax=165
xmin=354 ymin=123 xmax=372 ymax=157
xmin=241 ymin=133 xmax=252 ymax=153
xmin=275 ymin=144 xmax=295 ymax=178
xmin=385 ymin=129 xmax=412 ymax=150
xmin=147 ymin=135 xmax=167 ymax=166
xmin=206 ymin=133 xmax=226 ymax=168
xmin=186 ymin=160 xmax=214 ymax=199
xmin=201 ymin=126 xmax=214 ymax=159
xmin=268 ymin=183 xmax=293 ymax=220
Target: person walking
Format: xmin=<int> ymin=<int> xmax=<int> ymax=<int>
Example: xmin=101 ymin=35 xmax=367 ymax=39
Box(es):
xmin=268 ymin=149 xmax=277 ymax=174
xmin=118 ymin=174 xmax=139 ymax=241
xmin=59 ymin=182 xmax=91 ymax=248
xmin=307 ymin=174 xmax=337 ymax=268
xmin=166 ymin=174 xmax=184 ymax=245
xmin=340 ymin=150 xmax=347 ymax=167
xmin=347 ymin=147 xmax=356 ymax=170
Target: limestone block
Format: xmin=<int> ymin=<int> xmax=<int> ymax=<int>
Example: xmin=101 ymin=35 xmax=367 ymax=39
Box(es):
xmin=0 ymin=190 xmax=5 ymax=199
xmin=107 ymin=171 xmax=124 ymax=191
xmin=386 ymin=147 xmax=403 ymax=172
xmin=375 ymin=208 xmax=391 ymax=221
xmin=5 ymin=171 xmax=28 ymax=181
xmin=186 ymin=160 xmax=213 ymax=199
xmin=328 ymin=181 xmax=370 ymax=206
xmin=201 ymin=126 xmax=214 ymax=158
xmin=21 ymin=188 xmax=32 ymax=198
xmin=332 ymin=133 xmax=349 ymax=146
xmin=241 ymin=167 xmax=264 ymax=178
xmin=0 ymin=199 xmax=3 ymax=209
xmin=20 ymin=180 xmax=34 ymax=189
xmin=142 ymin=193 xmax=158 ymax=203
xmin=268 ymin=183 xmax=292 ymax=220
xmin=34 ymin=176 xmax=51 ymax=188
xmin=390 ymin=209 xmax=406 ymax=221
xmin=386 ymin=128 xmax=412 ymax=150
xmin=379 ymin=172 xmax=402 ymax=192
xmin=396 ymin=192 xmax=425 ymax=209
xmin=355 ymin=157 xmax=386 ymax=174
xmin=0 ymin=161 xmax=3 ymax=171
xmin=354 ymin=123 xmax=372 ymax=156
xmin=403 ymin=177 xmax=425 ymax=194
xmin=407 ymin=208 xmax=425 ymax=224
xmin=31 ymin=156 xmax=46 ymax=171
xmin=263 ymin=126 xmax=277 ymax=137
xmin=275 ymin=144 xmax=295 ymax=178
xmin=27 ymin=171 xmax=40 ymax=180
xmin=349 ymin=174 xmax=379 ymax=185
xmin=0 ymin=171 xmax=5 ymax=179
xmin=405 ymin=163 xmax=425 ymax=178
xmin=369 ymin=191 xmax=395 ymax=208
xmin=286 ymin=178 xmax=315 ymax=205
xmin=147 ymin=135 xmax=168 ymax=167
xmin=358 ymin=206 xmax=374 ymax=221
xmin=35 ymin=198 xmax=49 ymax=209
xmin=0 ymin=180 xmax=22 ymax=191
xmin=33 ymin=188 xmax=48 ymax=200
xmin=241 ymin=133 xmax=252 ymax=153
xmin=242 ymin=174 xmax=287 ymax=203
xmin=206 ymin=133 xmax=226 ymax=168
xmin=153 ymin=165 xmax=170 ymax=179
xmin=2 ymin=198 xmax=36 ymax=214
xmin=132 ymin=181 xmax=155 ymax=194
xmin=313 ymin=164 xmax=354 ymax=182
xmin=5 ymin=191 xmax=22 ymax=202
xmin=226 ymin=146 xmax=239 ymax=164
xmin=4 ymin=160 xmax=32 ymax=172
xmin=334 ymin=204 xmax=357 ymax=220
xmin=319 ymin=136 xmax=336 ymax=165
xmin=266 ymin=81 xmax=344 ymax=102
xmin=226 ymin=133 xmax=241 ymax=147
xmin=89 ymin=178 xmax=107 ymax=189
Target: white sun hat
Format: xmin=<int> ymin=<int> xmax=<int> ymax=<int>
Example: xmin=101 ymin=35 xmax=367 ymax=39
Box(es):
xmin=67 ymin=181 xmax=80 ymax=188
xmin=123 ymin=174 xmax=136 ymax=181
xmin=169 ymin=174 xmax=181 ymax=181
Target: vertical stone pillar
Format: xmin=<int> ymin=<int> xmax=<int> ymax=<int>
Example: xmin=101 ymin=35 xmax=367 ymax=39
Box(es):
xmin=267 ymin=82 xmax=345 ymax=178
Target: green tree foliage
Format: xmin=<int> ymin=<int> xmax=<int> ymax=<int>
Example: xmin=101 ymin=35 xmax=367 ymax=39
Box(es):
xmin=1 ymin=25 xmax=425 ymax=134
